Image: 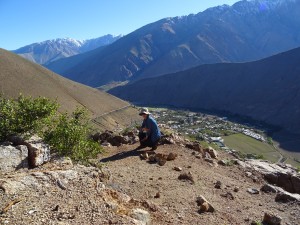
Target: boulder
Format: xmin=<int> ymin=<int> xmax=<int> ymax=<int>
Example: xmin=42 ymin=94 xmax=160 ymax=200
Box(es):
xmin=196 ymin=195 xmax=215 ymax=213
xmin=26 ymin=136 xmax=51 ymax=167
xmin=260 ymin=183 xmax=300 ymax=202
xmin=275 ymin=191 xmax=300 ymax=202
xmin=237 ymin=159 xmax=300 ymax=194
xmin=263 ymin=212 xmax=282 ymax=225
xmin=261 ymin=184 xmax=278 ymax=193
xmin=291 ymin=175 xmax=300 ymax=194
xmin=0 ymin=144 xmax=28 ymax=172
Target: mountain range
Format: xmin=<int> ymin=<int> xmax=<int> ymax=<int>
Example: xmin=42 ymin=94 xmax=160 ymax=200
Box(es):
xmin=13 ymin=34 xmax=121 ymax=65
xmin=45 ymin=0 xmax=300 ymax=87
xmin=0 ymin=48 xmax=137 ymax=130
xmin=109 ymin=47 xmax=300 ymax=135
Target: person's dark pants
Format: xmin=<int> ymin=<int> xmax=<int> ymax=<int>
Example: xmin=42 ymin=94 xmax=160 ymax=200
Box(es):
xmin=138 ymin=132 xmax=159 ymax=149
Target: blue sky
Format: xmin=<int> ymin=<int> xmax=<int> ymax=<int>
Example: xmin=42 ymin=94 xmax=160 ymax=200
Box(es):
xmin=0 ymin=0 xmax=238 ymax=50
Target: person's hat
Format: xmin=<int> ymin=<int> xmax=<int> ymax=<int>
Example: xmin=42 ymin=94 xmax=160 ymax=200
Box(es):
xmin=139 ymin=107 xmax=151 ymax=115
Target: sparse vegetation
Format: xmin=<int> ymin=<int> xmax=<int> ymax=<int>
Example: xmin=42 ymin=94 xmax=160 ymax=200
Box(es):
xmin=0 ymin=95 xmax=58 ymax=141
xmin=43 ymin=107 xmax=103 ymax=163
xmin=0 ymin=95 xmax=102 ymax=163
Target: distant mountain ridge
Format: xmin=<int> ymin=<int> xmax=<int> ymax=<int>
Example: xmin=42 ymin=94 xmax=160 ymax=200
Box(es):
xmin=109 ymin=47 xmax=300 ymax=134
xmin=46 ymin=0 xmax=300 ymax=87
xmin=13 ymin=34 xmax=122 ymax=65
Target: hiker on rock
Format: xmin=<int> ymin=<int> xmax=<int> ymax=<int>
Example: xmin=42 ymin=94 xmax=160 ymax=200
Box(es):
xmin=138 ymin=108 xmax=161 ymax=150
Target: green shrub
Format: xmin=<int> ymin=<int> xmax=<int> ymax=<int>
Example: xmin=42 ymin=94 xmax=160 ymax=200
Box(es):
xmin=0 ymin=95 xmax=102 ymax=163
xmin=43 ymin=108 xmax=102 ymax=162
xmin=0 ymin=95 xmax=58 ymax=141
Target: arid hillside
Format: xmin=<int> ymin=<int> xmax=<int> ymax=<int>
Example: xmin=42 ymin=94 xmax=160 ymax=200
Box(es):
xmin=0 ymin=48 xmax=139 ymax=130
xmin=1 ymin=132 xmax=299 ymax=225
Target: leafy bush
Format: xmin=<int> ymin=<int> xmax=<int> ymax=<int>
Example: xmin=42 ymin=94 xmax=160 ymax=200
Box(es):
xmin=0 ymin=95 xmax=102 ymax=163
xmin=0 ymin=95 xmax=58 ymax=141
xmin=43 ymin=108 xmax=102 ymax=162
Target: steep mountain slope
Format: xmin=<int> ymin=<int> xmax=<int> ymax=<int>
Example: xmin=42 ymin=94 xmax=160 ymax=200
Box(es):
xmin=13 ymin=34 xmax=121 ymax=65
xmin=0 ymin=48 xmax=137 ymax=130
xmin=109 ymin=47 xmax=300 ymax=134
xmin=46 ymin=0 xmax=300 ymax=87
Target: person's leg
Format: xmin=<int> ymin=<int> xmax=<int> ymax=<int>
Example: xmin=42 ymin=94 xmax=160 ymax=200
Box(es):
xmin=137 ymin=132 xmax=148 ymax=149
xmin=150 ymin=138 xmax=160 ymax=150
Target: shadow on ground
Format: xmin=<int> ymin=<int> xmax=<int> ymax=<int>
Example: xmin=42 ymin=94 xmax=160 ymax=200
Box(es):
xmin=99 ymin=148 xmax=146 ymax=163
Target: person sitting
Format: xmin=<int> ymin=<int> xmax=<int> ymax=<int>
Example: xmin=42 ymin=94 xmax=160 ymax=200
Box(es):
xmin=138 ymin=108 xmax=161 ymax=150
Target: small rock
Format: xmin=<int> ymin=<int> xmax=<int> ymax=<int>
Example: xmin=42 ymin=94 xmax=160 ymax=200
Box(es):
xmin=101 ymin=141 xmax=112 ymax=147
xmin=220 ymin=192 xmax=234 ymax=200
xmin=167 ymin=153 xmax=177 ymax=161
xmin=140 ymin=152 xmax=149 ymax=160
xmin=199 ymin=202 xmax=210 ymax=213
xmin=247 ymin=188 xmax=259 ymax=194
xmin=196 ymin=195 xmax=215 ymax=213
xmin=234 ymin=187 xmax=239 ymax=192
xmin=148 ymin=155 xmax=156 ymax=163
xmin=57 ymin=179 xmax=67 ymax=190
xmin=178 ymin=172 xmax=195 ymax=184
xmin=195 ymin=154 xmax=202 ymax=159
xmin=131 ymin=208 xmax=151 ymax=225
xmin=263 ymin=212 xmax=282 ymax=225
xmin=173 ymin=167 xmax=182 ymax=171
xmin=218 ymin=160 xmax=227 ymax=166
xmin=215 ymin=181 xmax=222 ymax=189
xmin=246 ymin=172 xmax=252 ymax=177
xmin=154 ymin=192 xmax=160 ymax=198
xmin=205 ymin=147 xmax=218 ymax=159
xmin=158 ymin=159 xmax=167 ymax=166
xmin=28 ymin=209 xmax=37 ymax=214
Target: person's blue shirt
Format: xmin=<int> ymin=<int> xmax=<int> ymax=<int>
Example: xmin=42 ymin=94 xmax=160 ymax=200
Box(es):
xmin=141 ymin=115 xmax=161 ymax=143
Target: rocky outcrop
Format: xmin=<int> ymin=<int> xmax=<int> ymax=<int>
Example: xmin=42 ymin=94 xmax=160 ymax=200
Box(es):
xmin=92 ymin=130 xmax=138 ymax=147
xmin=0 ymin=160 xmax=159 ymax=224
xmin=237 ymin=159 xmax=300 ymax=194
xmin=0 ymin=144 xmax=28 ymax=172
xmin=0 ymin=136 xmax=51 ymax=172
xmin=26 ymin=136 xmax=51 ymax=167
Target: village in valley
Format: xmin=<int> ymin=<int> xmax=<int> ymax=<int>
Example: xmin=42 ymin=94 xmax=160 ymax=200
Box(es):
xmin=147 ymin=107 xmax=279 ymax=161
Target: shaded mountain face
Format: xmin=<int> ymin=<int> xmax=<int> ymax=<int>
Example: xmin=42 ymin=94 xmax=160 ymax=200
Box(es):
xmin=46 ymin=0 xmax=300 ymax=87
xmin=0 ymin=48 xmax=129 ymax=118
xmin=13 ymin=34 xmax=121 ymax=65
xmin=109 ymin=47 xmax=300 ymax=134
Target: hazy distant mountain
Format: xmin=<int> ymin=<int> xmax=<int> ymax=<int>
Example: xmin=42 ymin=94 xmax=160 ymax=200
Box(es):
xmin=46 ymin=0 xmax=300 ymax=87
xmin=109 ymin=47 xmax=300 ymax=134
xmin=0 ymin=48 xmax=134 ymax=130
xmin=13 ymin=34 xmax=122 ymax=65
